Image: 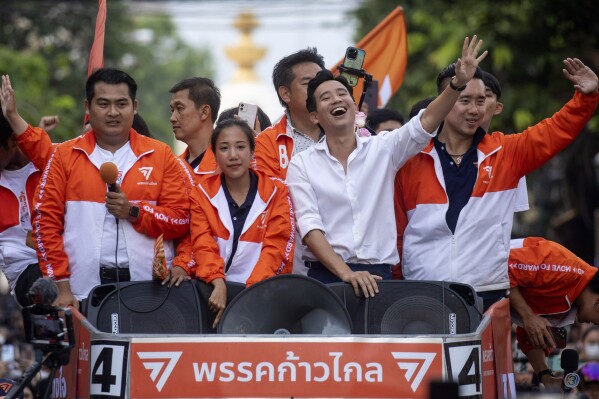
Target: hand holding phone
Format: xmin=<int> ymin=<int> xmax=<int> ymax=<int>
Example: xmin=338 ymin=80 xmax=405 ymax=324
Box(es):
xmin=548 ymin=326 xmax=567 ymax=349
xmin=238 ymin=102 xmax=258 ymax=129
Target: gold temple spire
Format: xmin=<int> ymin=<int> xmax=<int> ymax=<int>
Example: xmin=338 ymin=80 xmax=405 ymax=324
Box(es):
xmin=225 ymin=11 xmax=266 ymax=83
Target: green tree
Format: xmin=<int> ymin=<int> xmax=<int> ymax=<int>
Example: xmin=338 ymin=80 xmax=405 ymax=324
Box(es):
xmin=351 ymin=0 xmax=599 ymax=260
xmin=0 ymin=0 xmax=213 ymax=144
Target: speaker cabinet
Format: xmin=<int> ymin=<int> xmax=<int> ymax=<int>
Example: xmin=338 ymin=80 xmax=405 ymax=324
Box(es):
xmin=86 ymin=280 xmax=203 ymax=334
xmin=218 ymin=274 xmax=353 ymax=335
xmin=329 ymin=281 xmax=482 ymax=335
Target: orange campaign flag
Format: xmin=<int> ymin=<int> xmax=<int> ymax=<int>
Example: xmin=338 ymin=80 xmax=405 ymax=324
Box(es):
xmin=87 ymin=0 xmax=107 ymax=76
xmin=332 ymin=7 xmax=408 ymax=107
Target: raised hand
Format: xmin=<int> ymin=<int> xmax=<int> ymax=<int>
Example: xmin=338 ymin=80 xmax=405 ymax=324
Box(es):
xmin=38 ymin=115 xmax=60 ymax=132
xmin=1 ymin=74 xmax=29 ymax=135
xmin=562 ymin=58 xmax=599 ymax=94
xmin=0 ymin=74 xmax=17 ymax=118
xmin=454 ymin=35 xmax=488 ymax=87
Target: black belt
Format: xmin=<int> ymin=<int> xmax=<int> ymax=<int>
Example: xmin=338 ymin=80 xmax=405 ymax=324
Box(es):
xmin=99 ymin=267 xmax=131 ymax=281
xmin=304 ymin=260 xmax=324 ymax=270
xmin=304 ymin=260 xmax=392 ymax=270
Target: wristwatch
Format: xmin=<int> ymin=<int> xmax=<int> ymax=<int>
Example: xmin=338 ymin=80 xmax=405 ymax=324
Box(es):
xmin=536 ymin=368 xmax=554 ymax=385
xmin=128 ymin=204 xmax=140 ymax=223
xmin=449 ymin=76 xmax=467 ymax=91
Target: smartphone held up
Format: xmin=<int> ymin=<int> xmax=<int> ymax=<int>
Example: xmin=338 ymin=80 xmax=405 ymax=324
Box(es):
xmin=238 ymin=102 xmax=258 ymax=129
xmin=340 ymin=47 xmax=366 ymax=87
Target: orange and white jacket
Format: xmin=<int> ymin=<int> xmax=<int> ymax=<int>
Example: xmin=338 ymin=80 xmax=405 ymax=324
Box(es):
xmin=509 ymin=237 xmax=597 ymax=316
xmin=0 ymin=126 xmax=53 ymax=291
xmin=254 ymin=115 xmax=295 ymax=180
xmin=33 ymin=130 xmax=193 ymax=300
xmin=396 ymin=91 xmax=599 ymax=292
xmin=189 ymin=170 xmax=295 ymax=286
xmin=179 ymin=146 xmax=218 ymax=177
xmin=172 ymin=146 xmax=218 ymax=274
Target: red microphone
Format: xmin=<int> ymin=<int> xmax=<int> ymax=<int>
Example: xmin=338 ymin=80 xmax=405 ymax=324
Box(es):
xmin=99 ymin=162 xmax=118 ymax=192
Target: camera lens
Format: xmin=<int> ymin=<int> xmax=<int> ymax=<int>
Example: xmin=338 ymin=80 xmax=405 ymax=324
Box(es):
xmin=348 ymin=48 xmax=358 ymax=59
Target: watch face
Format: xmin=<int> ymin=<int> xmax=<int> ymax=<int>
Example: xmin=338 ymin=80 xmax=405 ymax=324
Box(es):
xmin=130 ymin=205 xmax=140 ymax=217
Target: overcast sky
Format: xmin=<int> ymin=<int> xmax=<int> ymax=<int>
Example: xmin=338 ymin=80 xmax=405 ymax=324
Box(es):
xmin=136 ymin=0 xmax=363 ymax=86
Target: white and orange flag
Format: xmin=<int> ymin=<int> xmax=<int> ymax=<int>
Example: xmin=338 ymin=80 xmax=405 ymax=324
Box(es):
xmin=87 ymin=0 xmax=107 ymax=77
xmin=332 ymin=7 xmax=408 ymax=107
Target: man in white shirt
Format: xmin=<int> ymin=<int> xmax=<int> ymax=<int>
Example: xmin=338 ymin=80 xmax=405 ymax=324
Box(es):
xmin=287 ymin=36 xmax=487 ymax=297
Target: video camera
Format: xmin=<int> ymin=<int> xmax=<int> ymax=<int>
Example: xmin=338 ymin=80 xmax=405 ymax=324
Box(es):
xmin=6 ymin=280 xmax=76 ymax=399
xmin=22 ymin=305 xmax=75 ymax=351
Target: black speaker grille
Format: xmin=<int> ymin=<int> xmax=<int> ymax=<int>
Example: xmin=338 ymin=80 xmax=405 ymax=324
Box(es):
xmin=219 ymin=275 xmax=352 ymax=334
xmin=367 ymin=283 xmax=473 ymax=334
xmin=93 ymin=281 xmax=202 ymax=334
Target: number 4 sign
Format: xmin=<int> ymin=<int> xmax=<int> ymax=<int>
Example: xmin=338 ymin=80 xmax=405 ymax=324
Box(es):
xmin=445 ymin=341 xmax=483 ymax=398
xmin=90 ymin=341 xmax=129 ymax=399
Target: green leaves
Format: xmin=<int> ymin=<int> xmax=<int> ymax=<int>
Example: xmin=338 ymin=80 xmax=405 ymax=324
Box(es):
xmin=0 ymin=0 xmax=214 ymax=145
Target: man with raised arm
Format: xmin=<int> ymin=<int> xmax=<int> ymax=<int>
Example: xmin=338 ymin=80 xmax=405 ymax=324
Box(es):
xmin=395 ymin=58 xmax=599 ymax=310
xmin=287 ymin=37 xmax=487 ymax=297
xmin=0 ymin=80 xmax=58 ymax=306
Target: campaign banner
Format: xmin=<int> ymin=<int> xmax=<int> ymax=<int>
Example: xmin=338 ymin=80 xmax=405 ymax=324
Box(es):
xmin=128 ymin=337 xmax=443 ymax=398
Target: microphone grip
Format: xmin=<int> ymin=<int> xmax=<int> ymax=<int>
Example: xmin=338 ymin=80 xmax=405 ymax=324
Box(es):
xmin=108 ymin=183 xmax=117 ymax=193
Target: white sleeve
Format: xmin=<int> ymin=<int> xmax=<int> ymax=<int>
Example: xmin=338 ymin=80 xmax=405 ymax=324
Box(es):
xmin=286 ymin=154 xmax=326 ymax=240
xmin=514 ymin=176 xmax=530 ymax=212
xmin=378 ymin=109 xmax=436 ymax=171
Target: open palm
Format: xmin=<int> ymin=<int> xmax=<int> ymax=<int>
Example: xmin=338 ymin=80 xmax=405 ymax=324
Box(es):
xmin=563 ymin=58 xmax=598 ymax=94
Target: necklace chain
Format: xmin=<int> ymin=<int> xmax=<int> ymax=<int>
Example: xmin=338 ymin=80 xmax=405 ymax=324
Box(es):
xmin=447 ymin=151 xmax=466 ymax=165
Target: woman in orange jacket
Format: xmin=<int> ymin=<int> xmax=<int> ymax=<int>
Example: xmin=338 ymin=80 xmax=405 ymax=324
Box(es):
xmin=189 ymin=119 xmax=295 ymax=326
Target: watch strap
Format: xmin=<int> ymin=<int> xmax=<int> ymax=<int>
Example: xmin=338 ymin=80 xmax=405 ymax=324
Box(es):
xmin=536 ymin=368 xmax=554 ymax=384
xmin=128 ymin=204 xmax=140 ymax=223
xmin=449 ymin=76 xmax=467 ymax=91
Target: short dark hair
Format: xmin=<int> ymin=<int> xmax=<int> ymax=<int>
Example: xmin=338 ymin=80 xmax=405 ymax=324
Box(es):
xmin=272 ymin=47 xmax=325 ymax=108
xmin=366 ymin=108 xmax=405 ymax=132
xmin=306 ymin=70 xmax=353 ymax=113
xmin=409 ymin=97 xmax=436 ymax=120
xmin=211 ymin=119 xmax=256 ymax=154
xmin=481 ymin=70 xmax=502 ymax=99
xmin=86 ymin=68 xmax=137 ymax=103
xmin=169 ymin=77 xmax=221 ymax=122
xmin=436 ymin=63 xmax=483 ymax=94
xmin=216 ymin=106 xmax=272 ymax=131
